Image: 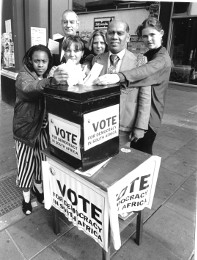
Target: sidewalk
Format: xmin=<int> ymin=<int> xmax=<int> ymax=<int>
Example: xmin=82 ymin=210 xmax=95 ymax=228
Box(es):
xmin=0 ymin=83 xmax=196 ymax=260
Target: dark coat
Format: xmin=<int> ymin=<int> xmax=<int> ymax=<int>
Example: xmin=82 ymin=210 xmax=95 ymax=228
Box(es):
xmin=119 ymin=47 xmax=172 ymax=133
xmin=13 ymin=65 xmax=50 ymax=147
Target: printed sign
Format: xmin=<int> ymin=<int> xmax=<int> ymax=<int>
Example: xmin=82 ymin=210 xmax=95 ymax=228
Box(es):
xmin=48 ymin=113 xmax=81 ymax=159
xmin=94 ymin=17 xmax=114 ymax=30
xmin=31 ymin=27 xmax=46 ymax=46
xmin=107 ymin=155 xmax=161 ymax=250
xmin=83 ymin=104 xmax=119 ymax=150
xmin=42 ymin=160 xmax=109 ymax=251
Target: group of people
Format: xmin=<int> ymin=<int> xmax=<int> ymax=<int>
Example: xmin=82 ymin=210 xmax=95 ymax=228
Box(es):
xmin=13 ymin=10 xmax=172 ymax=215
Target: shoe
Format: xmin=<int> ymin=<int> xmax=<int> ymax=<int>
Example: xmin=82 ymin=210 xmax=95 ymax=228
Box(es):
xmin=31 ymin=185 xmax=44 ymax=204
xmin=22 ymin=199 xmax=32 ymax=215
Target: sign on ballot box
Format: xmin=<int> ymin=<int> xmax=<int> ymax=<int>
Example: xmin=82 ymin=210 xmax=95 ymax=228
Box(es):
xmin=48 ymin=104 xmax=119 ymax=160
xmin=42 ymin=154 xmax=161 ymax=252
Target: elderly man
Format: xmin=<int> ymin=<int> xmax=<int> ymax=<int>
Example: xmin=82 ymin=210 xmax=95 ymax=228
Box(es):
xmin=53 ymin=10 xmax=80 ymax=66
xmin=92 ymin=19 xmax=151 ymax=148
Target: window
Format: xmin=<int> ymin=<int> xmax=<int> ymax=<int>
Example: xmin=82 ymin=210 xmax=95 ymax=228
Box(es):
xmin=170 ymin=18 xmax=197 ymax=84
xmin=73 ymin=0 xmax=151 ymax=13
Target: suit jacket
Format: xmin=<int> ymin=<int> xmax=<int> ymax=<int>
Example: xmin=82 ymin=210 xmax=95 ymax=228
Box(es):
xmin=119 ymin=47 xmax=172 ymax=133
xmin=93 ymin=50 xmax=151 ymax=132
xmin=52 ymin=38 xmax=64 ymax=66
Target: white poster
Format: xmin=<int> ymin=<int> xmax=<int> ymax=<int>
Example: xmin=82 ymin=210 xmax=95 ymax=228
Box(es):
xmin=42 ymin=160 xmax=109 ymax=251
xmin=83 ymin=104 xmax=119 ymax=150
xmin=48 ymin=113 xmax=81 ymax=159
xmin=31 ymin=27 xmax=46 ymax=46
xmin=48 ymin=38 xmax=59 ymax=54
xmin=5 ymin=19 xmax=12 ymax=33
xmin=107 ymin=155 xmax=161 ymax=250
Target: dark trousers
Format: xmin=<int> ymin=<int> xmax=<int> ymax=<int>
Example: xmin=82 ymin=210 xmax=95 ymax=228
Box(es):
xmin=130 ymin=126 xmax=156 ymax=155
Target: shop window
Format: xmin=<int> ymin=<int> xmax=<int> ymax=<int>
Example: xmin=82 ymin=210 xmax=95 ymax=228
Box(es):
xmin=73 ymin=0 xmax=152 ymax=13
xmin=173 ymin=2 xmax=190 ymax=14
xmin=170 ymin=18 xmax=197 ymax=85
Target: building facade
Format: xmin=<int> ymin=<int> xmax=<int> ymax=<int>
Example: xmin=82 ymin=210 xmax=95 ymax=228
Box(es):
xmin=74 ymin=0 xmax=197 ymax=87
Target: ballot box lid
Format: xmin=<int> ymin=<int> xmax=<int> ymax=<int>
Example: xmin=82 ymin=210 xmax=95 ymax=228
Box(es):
xmin=44 ymin=83 xmax=120 ymax=102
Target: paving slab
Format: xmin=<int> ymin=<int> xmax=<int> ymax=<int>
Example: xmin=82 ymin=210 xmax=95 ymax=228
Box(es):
xmin=6 ymin=207 xmax=73 ymax=259
xmin=144 ymin=206 xmax=195 ymax=260
xmin=161 ymin=154 xmax=197 ymax=178
xmin=51 ymin=226 xmax=104 ymax=260
xmin=158 ymin=124 xmax=196 ymax=142
xmin=181 ymin=173 xmax=197 ymax=196
xmin=185 ymin=138 xmax=197 ymax=151
xmin=153 ymin=141 xmax=177 ymax=159
xmin=155 ymin=134 xmax=186 ymax=151
xmin=0 ymin=229 xmax=24 ymax=260
xmin=112 ymin=231 xmax=182 ymax=260
xmin=0 ymin=155 xmax=17 ymax=176
xmin=164 ymin=186 xmax=196 ymax=222
xmin=155 ymin=167 xmax=186 ymax=198
xmin=29 ymin=246 xmax=64 ymax=260
xmin=172 ymin=146 xmax=197 ymax=169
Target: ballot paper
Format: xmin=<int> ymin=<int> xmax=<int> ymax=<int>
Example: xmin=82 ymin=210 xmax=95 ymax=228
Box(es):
xmin=83 ymin=63 xmax=103 ymax=86
xmin=48 ymin=38 xmax=59 ymax=54
xmin=58 ymin=60 xmax=85 ymax=85
xmin=75 ymin=157 xmax=111 ymax=177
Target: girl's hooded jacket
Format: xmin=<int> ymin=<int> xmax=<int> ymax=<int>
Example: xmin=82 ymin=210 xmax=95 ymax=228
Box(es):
xmin=13 ymin=65 xmax=50 ymax=147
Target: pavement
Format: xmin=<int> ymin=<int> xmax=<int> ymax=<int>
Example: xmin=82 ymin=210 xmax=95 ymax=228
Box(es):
xmin=0 ymin=83 xmax=196 ymax=260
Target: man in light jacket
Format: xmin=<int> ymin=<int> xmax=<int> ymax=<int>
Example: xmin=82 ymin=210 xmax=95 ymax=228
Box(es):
xmin=92 ymin=19 xmax=151 ymax=148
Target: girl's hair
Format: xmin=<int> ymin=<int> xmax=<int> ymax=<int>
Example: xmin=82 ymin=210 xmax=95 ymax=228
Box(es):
xmin=88 ymin=29 xmax=107 ymax=52
xmin=136 ymin=17 xmax=163 ymax=38
xmin=62 ymin=35 xmax=84 ymax=52
xmin=23 ymin=44 xmax=53 ymax=76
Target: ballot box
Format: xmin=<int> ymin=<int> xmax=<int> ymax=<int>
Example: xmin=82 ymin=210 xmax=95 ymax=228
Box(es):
xmin=44 ymin=84 xmax=120 ymax=171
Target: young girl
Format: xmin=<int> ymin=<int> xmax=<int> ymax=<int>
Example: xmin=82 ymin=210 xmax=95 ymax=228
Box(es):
xmin=49 ymin=35 xmax=88 ymax=84
xmin=13 ymin=44 xmax=55 ymax=215
xmin=95 ymin=17 xmax=172 ymax=154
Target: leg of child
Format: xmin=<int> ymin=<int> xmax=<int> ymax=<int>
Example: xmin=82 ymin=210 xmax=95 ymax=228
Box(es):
xmin=22 ymin=188 xmax=32 ymax=215
xmin=32 ymin=128 xmax=48 ymax=204
xmin=15 ymin=140 xmax=35 ymax=215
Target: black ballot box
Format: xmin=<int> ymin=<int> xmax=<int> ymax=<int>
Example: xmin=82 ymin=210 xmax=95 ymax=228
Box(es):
xmin=44 ymin=83 xmax=120 ymax=171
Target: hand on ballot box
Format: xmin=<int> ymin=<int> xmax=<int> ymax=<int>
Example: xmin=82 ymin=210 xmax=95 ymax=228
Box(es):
xmin=93 ymin=73 xmax=120 ymax=85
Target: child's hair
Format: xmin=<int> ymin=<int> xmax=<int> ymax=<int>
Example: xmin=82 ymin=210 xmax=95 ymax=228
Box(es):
xmin=88 ymin=29 xmax=107 ymax=52
xmin=23 ymin=44 xmax=53 ymax=76
xmin=62 ymin=35 xmax=84 ymax=52
xmin=136 ymin=17 xmax=163 ymax=38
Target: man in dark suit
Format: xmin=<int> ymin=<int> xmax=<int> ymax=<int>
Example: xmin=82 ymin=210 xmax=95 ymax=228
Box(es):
xmin=52 ymin=10 xmax=80 ymax=66
xmin=92 ymin=20 xmax=151 ymax=148
xmin=52 ymin=10 xmax=90 ymax=66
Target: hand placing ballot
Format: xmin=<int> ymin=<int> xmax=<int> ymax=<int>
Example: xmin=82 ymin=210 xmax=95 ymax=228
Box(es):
xmin=93 ymin=74 xmax=120 ymax=85
xmin=53 ymin=66 xmax=69 ymax=85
